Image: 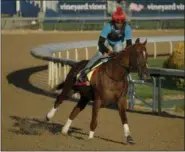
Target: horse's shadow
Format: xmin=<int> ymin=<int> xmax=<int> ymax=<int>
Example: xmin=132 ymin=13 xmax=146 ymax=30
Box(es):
xmin=9 ymin=115 xmax=124 ymax=145
xmin=9 ymin=115 xmax=75 ymax=135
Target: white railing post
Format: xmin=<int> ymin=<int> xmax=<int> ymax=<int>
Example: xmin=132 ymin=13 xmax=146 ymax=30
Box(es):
xmin=52 ymin=53 xmax=59 ymax=87
xmin=55 ymin=59 xmax=59 ymax=86
xmin=63 ymin=50 xmax=70 ymax=81
xmin=97 ymin=45 xmax=99 ymax=50
xmin=169 ymin=41 xmax=173 ymax=55
xmin=85 ymin=47 xmax=89 ymax=60
xmin=58 ymin=52 xmax=62 ymax=78
xmin=66 ymin=50 xmax=70 ymax=59
xmin=66 ymin=50 xmax=70 ymax=74
xmin=75 ymin=48 xmax=79 ymax=99
xmin=48 ymin=61 xmax=52 ymax=87
xmin=51 ymin=53 xmax=55 ymax=89
xmin=153 ymin=42 xmax=157 ymax=59
xmin=75 ymin=48 xmax=78 ymax=61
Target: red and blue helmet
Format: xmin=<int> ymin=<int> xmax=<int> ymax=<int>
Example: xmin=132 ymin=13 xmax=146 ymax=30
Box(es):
xmin=111 ymin=6 xmax=126 ymax=22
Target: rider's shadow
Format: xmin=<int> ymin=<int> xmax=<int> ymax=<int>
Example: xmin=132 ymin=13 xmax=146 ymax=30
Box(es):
xmin=9 ymin=116 xmax=82 ymax=136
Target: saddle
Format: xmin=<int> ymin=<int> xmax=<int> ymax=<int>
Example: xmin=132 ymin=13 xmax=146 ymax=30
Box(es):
xmin=75 ymin=57 xmax=112 ymax=86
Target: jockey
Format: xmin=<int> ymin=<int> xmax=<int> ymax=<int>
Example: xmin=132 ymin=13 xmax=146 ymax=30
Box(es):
xmin=79 ymin=6 xmax=132 ymax=81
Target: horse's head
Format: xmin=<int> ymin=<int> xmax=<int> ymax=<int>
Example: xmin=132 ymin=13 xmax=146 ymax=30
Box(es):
xmin=130 ymin=38 xmax=149 ymax=80
xmin=111 ymin=38 xmax=149 ymax=80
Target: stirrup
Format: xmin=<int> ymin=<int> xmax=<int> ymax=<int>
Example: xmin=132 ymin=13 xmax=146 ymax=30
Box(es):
xmin=78 ymin=75 xmax=86 ymax=82
xmin=78 ymin=71 xmax=87 ymax=82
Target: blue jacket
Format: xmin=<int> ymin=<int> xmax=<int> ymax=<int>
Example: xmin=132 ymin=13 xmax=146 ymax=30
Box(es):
xmin=100 ymin=22 xmax=132 ymax=46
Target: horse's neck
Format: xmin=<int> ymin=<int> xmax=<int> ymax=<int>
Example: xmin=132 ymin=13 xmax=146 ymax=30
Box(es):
xmin=111 ymin=50 xmax=131 ymax=68
xmin=120 ymin=50 xmax=131 ymax=66
xmin=104 ymin=51 xmax=130 ymax=80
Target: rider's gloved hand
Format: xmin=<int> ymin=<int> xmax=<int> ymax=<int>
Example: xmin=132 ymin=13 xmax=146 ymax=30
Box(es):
xmin=108 ymin=52 xmax=119 ymax=57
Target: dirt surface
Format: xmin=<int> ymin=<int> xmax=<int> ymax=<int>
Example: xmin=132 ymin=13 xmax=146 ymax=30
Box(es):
xmin=2 ymin=30 xmax=184 ymax=151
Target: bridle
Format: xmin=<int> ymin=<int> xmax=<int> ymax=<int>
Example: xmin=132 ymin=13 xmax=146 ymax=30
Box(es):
xmin=105 ymin=45 xmax=147 ymax=81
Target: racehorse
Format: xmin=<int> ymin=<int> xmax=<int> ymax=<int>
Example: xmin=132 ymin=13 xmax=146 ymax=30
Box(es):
xmin=46 ymin=38 xmax=149 ymax=144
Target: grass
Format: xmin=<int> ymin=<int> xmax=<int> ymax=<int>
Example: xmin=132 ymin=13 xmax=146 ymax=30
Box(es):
xmin=174 ymin=104 xmax=184 ymax=113
xmin=131 ymin=56 xmax=184 ymax=99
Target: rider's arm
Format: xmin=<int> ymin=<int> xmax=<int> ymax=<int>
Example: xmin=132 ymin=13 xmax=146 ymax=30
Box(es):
xmin=126 ymin=39 xmax=132 ymax=47
xmin=98 ymin=23 xmax=112 ymax=54
xmin=125 ymin=23 xmax=132 ymax=47
xmin=98 ymin=36 xmax=110 ymax=54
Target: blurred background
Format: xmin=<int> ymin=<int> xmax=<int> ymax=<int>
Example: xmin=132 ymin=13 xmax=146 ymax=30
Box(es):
xmin=1 ymin=0 xmax=184 ymax=30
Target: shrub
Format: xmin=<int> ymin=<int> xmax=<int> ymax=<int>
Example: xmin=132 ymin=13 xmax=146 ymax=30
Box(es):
xmin=163 ymin=42 xmax=184 ymax=88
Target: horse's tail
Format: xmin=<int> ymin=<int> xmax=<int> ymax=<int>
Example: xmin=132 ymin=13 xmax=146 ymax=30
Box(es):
xmin=54 ymin=60 xmax=87 ymax=91
xmin=54 ymin=61 xmax=77 ymax=91
xmin=55 ymin=81 xmax=65 ymax=90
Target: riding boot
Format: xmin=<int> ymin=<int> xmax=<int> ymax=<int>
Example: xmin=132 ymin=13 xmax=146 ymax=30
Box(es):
xmin=78 ymin=68 xmax=90 ymax=82
xmin=78 ymin=51 xmax=103 ymax=81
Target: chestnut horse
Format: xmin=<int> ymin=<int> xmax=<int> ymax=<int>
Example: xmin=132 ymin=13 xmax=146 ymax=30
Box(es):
xmin=46 ymin=38 xmax=149 ymax=144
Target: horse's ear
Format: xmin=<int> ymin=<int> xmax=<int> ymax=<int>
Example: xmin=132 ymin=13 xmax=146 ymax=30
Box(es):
xmin=135 ymin=38 xmax=140 ymax=44
xmin=143 ymin=39 xmax=147 ymax=46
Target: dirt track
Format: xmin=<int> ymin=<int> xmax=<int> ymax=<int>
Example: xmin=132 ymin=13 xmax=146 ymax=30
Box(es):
xmin=2 ymin=30 xmax=184 ymax=151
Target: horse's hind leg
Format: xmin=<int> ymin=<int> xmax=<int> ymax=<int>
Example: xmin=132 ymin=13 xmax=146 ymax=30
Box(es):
xmin=46 ymin=91 xmax=68 ymax=121
xmin=117 ymin=98 xmax=135 ymax=144
xmin=46 ymin=68 xmax=76 ymax=121
xmin=62 ymin=96 xmax=89 ymax=134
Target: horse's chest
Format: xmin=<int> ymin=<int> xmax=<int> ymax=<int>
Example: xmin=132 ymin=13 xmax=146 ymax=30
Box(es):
xmin=108 ymin=82 xmax=125 ymax=91
xmin=101 ymin=89 xmax=122 ymax=103
xmin=100 ymin=81 xmax=127 ymax=103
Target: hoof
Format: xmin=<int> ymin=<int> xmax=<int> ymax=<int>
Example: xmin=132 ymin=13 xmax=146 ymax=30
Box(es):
xmin=86 ymin=137 xmax=94 ymax=143
xmin=126 ymin=135 xmax=135 ymax=145
xmin=61 ymin=132 xmax=69 ymax=136
xmin=88 ymin=137 xmax=93 ymax=140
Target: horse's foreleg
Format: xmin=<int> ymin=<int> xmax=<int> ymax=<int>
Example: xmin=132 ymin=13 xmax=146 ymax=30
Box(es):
xmin=89 ymin=99 xmax=101 ymax=139
xmin=117 ymin=98 xmax=135 ymax=144
xmin=62 ymin=96 xmax=89 ymax=134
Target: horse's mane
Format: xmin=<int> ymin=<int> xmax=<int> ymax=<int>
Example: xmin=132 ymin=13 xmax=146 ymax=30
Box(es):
xmin=121 ymin=44 xmax=135 ymax=53
xmin=115 ymin=44 xmax=135 ymax=58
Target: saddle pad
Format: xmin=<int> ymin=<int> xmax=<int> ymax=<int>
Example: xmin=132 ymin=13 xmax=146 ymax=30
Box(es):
xmin=87 ymin=57 xmax=110 ymax=81
xmin=75 ymin=58 xmax=110 ymax=86
xmin=87 ymin=62 xmax=102 ymax=81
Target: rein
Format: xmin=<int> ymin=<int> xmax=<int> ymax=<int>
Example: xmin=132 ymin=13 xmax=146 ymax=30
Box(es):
xmin=104 ymin=47 xmax=135 ymax=82
xmin=116 ymin=62 xmax=130 ymax=73
xmin=104 ymin=62 xmax=129 ymax=82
